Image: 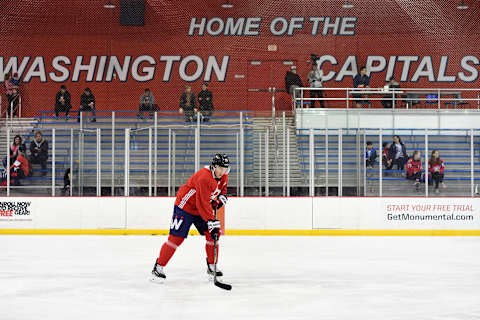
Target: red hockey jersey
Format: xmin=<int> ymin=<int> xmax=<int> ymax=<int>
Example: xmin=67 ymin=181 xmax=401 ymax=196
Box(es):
xmin=429 ymin=159 xmax=444 ymax=174
xmin=174 ymin=166 xmax=228 ymax=221
xmin=406 ymin=158 xmax=422 ymax=176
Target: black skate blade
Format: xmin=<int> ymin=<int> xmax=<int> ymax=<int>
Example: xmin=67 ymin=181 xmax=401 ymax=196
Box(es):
xmin=214 ymin=279 xmax=232 ymax=290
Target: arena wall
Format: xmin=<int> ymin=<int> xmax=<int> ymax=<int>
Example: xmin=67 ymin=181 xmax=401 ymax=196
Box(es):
xmin=0 ymin=197 xmax=479 ymax=236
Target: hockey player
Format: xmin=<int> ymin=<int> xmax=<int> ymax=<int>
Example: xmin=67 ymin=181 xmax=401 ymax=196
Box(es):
xmin=151 ymin=154 xmax=229 ymax=282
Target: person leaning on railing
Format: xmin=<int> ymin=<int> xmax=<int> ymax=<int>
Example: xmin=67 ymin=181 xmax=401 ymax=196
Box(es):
xmin=307 ymin=62 xmax=325 ymax=108
xmin=429 ymin=150 xmax=446 ymax=194
xmin=352 ymin=66 xmax=370 ymax=108
xmin=3 ymin=73 xmax=20 ymax=117
xmin=179 ymin=85 xmax=197 ymax=122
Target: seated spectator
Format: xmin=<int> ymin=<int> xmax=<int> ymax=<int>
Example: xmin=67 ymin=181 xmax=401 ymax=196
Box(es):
xmin=429 ymin=150 xmax=445 ymax=194
xmin=4 ymin=135 xmax=27 ymax=168
xmin=179 ymin=85 xmax=197 ymax=122
xmin=285 ymin=66 xmax=304 ymax=99
xmin=198 ymin=83 xmax=213 ymax=122
xmin=365 ymin=141 xmax=377 ymax=169
xmin=307 ymin=62 xmax=325 ymax=108
xmin=55 ymin=85 xmax=72 ymax=118
xmin=352 ymin=66 xmax=370 ymax=108
xmin=78 ymin=88 xmax=96 ymax=123
xmin=406 ymin=150 xmax=422 ymax=191
xmin=388 ymin=135 xmax=408 ymax=171
xmin=382 ymin=142 xmax=393 ymax=171
xmin=137 ymin=88 xmax=155 ymax=119
xmin=381 ymin=78 xmax=400 ymax=108
xmin=29 ymin=131 xmax=48 ymax=176
xmin=1 ymin=149 xmax=29 ymax=186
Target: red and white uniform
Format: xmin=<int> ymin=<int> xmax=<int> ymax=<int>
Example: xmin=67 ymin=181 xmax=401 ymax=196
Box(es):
xmin=429 ymin=159 xmax=444 ymax=174
xmin=406 ymin=158 xmax=422 ymax=176
xmin=175 ymin=166 xmax=228 ymax=221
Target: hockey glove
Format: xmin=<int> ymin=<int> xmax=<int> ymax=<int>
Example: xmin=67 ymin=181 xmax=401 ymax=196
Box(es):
xmin=207 ymin=219 xmax=221 ymax=240
xmin=211 ymin=194 xmax=228 ymax=210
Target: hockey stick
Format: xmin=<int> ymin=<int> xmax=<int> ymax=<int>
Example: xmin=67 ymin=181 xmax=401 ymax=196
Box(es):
xmin=213 ymin=206 xmax=232 ymax=291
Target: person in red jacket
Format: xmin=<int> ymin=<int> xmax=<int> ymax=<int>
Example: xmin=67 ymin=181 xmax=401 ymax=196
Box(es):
xmin=429 ymin=150 xmax=445 ymax=194
xmin=406 ymin=150 xmax=422 ymax=191
xmin=1 ymin=150 xmax=30 ymax=186
xmin=151 ymin=154 xmax=229 ymax=283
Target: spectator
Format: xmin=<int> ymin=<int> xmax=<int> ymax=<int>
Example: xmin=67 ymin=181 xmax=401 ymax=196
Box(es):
xmin=429 ymin=150 xmax=445 ymax=194
xmin=352 ymin=66 xmax=370 ymax=108
xmin=29 ymin=131 xmax=48 ymax=176
xmin=179 ymin=85 xmax=197 ymax=122
xmin=78 ymin=88 xmax=96 ymax=123
xmin=406 ymin=150 xmax=423 ymax=191
xmin=137 ymin=88 xmax=155 ymax=119
xmin=381 ymin=78 xmax=401 ymax=108
xmin=382 ymin=142 xmax=393 ymax=171
xmin=198 ymin=83 xmax=213 ymax=122
xmin=55 ymin=85 xmax=72 ymax=118
xmin=10 ymin=73 xmax=20 ymax=86
xmin=307 ymin=62 xmax=325 ymax=108
xmin=365 ymin=141 xmax=377 ymax=169
xmin=4 ymin=73 xmax=19 ymax=117
xmin=1 ymin=149 xmax=29 ymax=186
xmin=388 ymin=135 xmax=408 ymax=171
xmin=4 ymin=135 xmax=27 ymax=168
xmin=63 ymin=168 xmax=71 ymax=195
xmin=285 ymin=66 xmax=304 ymax=99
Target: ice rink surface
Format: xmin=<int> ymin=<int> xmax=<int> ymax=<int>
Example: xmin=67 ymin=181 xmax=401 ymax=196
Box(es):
xmin=2 ymin=235 xmax=480 ymax=320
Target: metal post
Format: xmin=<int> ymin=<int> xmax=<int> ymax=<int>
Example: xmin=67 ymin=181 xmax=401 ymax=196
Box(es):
xmin=168 ymin=128 xmax=172 ymax=197
xmin=70 ymin=128 xmax=74 ymax=196
xmin=172 ymin=131 xmax=176 ymax=193
xmin=195 ymin=113 xmax=200 ymax=172
xmin=6 ymin=127 xmax=10 ymax=196
xmin=265 ymin=127 xmax=269 ymax=197
xmin=148 ymin=127 xmax=152 ymax=197
xmin=80 ymin=111 xmax=83 ymax=129
xmin=259 ymin=131 xmax=262 ymax=196
xmin=236 ymin=132 xmax=239 ymax=196
xmin=154 ymin=112 xmax=158 ymax=196
xmin=392 ymin=89 xmax=396 ymax=109
xmin=425 ymin=129 xmax=428 ymax=197
xmin=96 ymin=128 xmax=101 ymax=197
xmin=282 ymin=112 xmax=286 ymax=196
xmin=379 ymin=129 xmax=383 ymax=197
xmin=471 ymin=129 xmax=475 ymax=197
xmin=309 ymin=128 xmax=314 ymax=196
xmin=437 ymin=89 xmax=441 ymax=109
xmin=240 ymin=112 xmax=245 ymax=197
xmin=18 ymin=95 xmax=22 ymax=118
xmin=52 ymin=128 xmax=56 ymax=196
xmin=111 ymin=112 xmax=115 ymax=196
xmin=346 ymin=89 xmax=349 ymax=109
xmin=287 ymin=127 xmax=291 ymax=197
xmin=338 ymin=129 xmax=343 ymax=196
xmin=325 ymin=128 xmax=329 ymax=196
xmin=363 ymin=130 xmax=367 ymax=196
xmin=124 ymin=129 xmax=130 ymax=196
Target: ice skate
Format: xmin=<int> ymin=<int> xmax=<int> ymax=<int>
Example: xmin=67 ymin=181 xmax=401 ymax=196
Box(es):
xmin=150 ymin=261 xmax=166 ymax=284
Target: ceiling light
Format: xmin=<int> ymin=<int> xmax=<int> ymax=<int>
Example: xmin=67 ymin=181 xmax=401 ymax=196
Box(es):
xmin=457 ymin=1 xmax=468 ymax=9
xmin=221 ymin=1 xmax=233 ymax=8
xmin=342 ymin=0 xmax=353 ymax=9
xmin=104 ymin=1 xmax=116 ymax=9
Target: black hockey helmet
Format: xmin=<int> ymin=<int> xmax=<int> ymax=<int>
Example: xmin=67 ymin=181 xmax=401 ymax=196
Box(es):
xmin=212 ymin=154 xmax=230 ymax=168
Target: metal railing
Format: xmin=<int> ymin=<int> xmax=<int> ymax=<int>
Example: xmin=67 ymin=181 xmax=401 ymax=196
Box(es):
xmin=293 ymin=87 xmax=480 ymax=110
xmin=1 ymin=111 xmax=479 ymax=197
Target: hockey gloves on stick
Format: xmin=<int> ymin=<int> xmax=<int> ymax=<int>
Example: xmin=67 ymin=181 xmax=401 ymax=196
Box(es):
xmin=207 ymin=219 xmax=221 ymax=240
xmin=211 ymin=194 xmax=228 ymax=210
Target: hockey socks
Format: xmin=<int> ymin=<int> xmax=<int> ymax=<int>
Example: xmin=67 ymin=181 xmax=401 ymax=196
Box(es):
xmin=157 ymin=235 xmax=184 ymax=266
xmin=205 ymin=233 xmax=218 ymax=265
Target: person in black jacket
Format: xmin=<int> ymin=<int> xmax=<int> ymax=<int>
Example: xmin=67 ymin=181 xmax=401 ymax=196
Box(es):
xmin=388 ymin=135 xmax=408 ymax=171
xmin=78 ymin=87 xmax=97 ymax=123
xmin=54 ymin=85 xmax=72 ymax=118
xmin=285 ymin=66 xmax=304 ymax=97
xmin=179 ymin=85 xmax=197 ymax=122
xmin=197 ymin=83 xmax=213 ymax=122
xmin=29 ymin=131 xmax=48 ymax=176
